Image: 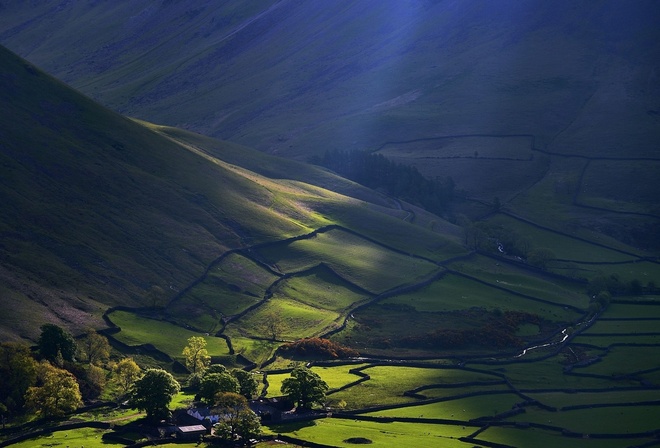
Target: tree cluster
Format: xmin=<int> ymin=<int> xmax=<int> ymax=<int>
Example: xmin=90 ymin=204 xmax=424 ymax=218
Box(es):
xmin=313 ymin=149 xmax=454 ymax=215
xmin=0 ymin=324 xmax=117 ymax=422
xmin=279 ymin=337 xmax=359 ymax=359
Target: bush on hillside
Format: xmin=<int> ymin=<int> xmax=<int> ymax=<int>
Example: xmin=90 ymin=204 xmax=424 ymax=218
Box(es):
xmin=279 ymin=338 xmax=359 ymax=359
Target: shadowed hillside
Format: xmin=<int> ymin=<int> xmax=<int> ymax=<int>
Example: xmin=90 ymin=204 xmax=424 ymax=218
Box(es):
xmin=0 ymin=45 xmax=462 ymax=341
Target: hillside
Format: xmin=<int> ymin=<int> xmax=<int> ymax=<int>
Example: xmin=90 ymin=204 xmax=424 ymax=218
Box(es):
xmin=0 ymin=45 xmax=463 ymax=341
xmin=1 ymin=0 xmax=659 ymax=251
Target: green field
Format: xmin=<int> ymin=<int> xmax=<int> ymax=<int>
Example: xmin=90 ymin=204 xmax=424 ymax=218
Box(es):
xmin=253 ymin=228 xmax=440 ymax=293
xmin=379 ymin=273 xmax=579 ymax=320
xmin=365 ymin=392 xmax=522 ymax=421
xmin=266 ymin=418 xmax=475 ymax=448
xmin=476 ymin=426 xmax=651 ymax=448
xmin=486 ymin=214 xmax=639 ymax=264
xmin=106 ymin=310 xmax=231 ymax=359
xmin=448 ymin=255 xmax=589 ymax=309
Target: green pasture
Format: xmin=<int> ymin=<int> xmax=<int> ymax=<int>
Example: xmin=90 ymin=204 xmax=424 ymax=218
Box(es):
xmin=366 ymin=392 xmax=522 ymax=421
xmin=225 ymin=334 xmax=280 ymax=366
xmin=581 ymin=319 xmax=660 ymax=334
xmin=607 ymin=302 xmax=660 ymax=318
xmin=272 ymin=265 xmax=370 ymax=312
xmin=486 ymin=214 xmax=638 ymax=263
xmin=226 ymin=296 xmax=341 ymax=339
xmin=9 ymin=427 xmax=121 ymax=448
xmin=475 ymin=358 xmax=614 ymax=391
xmin=327 ymin=366 xmax=501 ymax=409
xmin=448 ymin=255 xmax=589 ymax=309
xmin=167 ymin=253 xmax=280 ymax=330
xmin=380 ymin=273 xmax=578 ymax=321
xmin=253 ymin=228 xmax=440 ymax=293
xmin=477 ymin=426 xmax=651 ymax=448
xmin=511 ymin=403 xmax=660 ymax=434
xmin=311 ymin=364 xmax=368 ymax=391
xmin=572 ymin=346 xmax=660 ymax=377
xmin=578 ymin=160 xmax=660 ymax=214
xmin=264 ymin=372 xmax=288 ymax=398
xmin=419 ymin=383 xmax=511 ymax=400
xmin=571 ymin=333 xmax=660 ymax=347
xmin=525 ymin=389 xmax=660 ymax=409
xmin=575 ymin=261 xmax=660 ymax=285
xmin=266 ymin=417 xmax=474 ymax=448
xmin=106 ymin=310 xmax=230 ymax=359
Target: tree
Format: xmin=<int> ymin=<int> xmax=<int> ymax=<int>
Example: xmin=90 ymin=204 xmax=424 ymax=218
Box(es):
xmin=78 ymin=330 xmax=111 ymax=365
xmin=262 ymin=312 xmax=284 ymax=341
xmin=25 ymin=362 xmax=82 ymax=417
xmin=231 ymin=369 xmax=259 ymax=399
xmin=280 ymin=366 xmax=329 ymax=410
xmin=182 ymin=336 xmax=210 ymax=375
xmin=199 ymin=372 xmax=239 ymax=404
xmin=38 ymin=324 xmax=77 ymax=363
xmin=128 ymin=369 xmax=180 ymax=421
xmin=0 ymin=342 xmax=38 ymax=414
xmin=212 ymin=392 xmax=261 ymax=442
xmin=112 ymin=357 xmax=142 ymax=398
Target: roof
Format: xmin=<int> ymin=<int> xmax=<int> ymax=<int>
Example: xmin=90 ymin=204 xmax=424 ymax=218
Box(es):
xmin=177 ymin=425 xmax=208 ymax=433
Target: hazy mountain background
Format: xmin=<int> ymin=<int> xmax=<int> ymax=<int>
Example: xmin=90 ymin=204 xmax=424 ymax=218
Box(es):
xmin=1 ymin=1 xmax=658 ymax=232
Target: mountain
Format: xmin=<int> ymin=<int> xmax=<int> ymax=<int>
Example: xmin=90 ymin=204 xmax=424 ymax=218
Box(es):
xmin=0 ymin=0 xmax=657 ymax=159
xmin=1 ymin=0 xmax=659 ymax=251
xmin=0 ymin=45 xmax=462 ymax=341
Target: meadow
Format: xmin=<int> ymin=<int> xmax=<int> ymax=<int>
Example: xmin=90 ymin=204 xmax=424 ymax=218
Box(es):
xmin=106 ymin=310 xmax=231 ymax=360
xmin=252 ymin=228 xmax=440 ymax=293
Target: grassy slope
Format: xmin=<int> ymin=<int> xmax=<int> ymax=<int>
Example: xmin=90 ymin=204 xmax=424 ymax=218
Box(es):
xmin=0 ymin=45 xmax=463 ymax=341
xmin=1 ymin=1 xmax=658 ymax=253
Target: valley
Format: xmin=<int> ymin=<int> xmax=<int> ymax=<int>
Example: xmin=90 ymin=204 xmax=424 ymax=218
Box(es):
xmin=0 ymin=1 xmax=659 ymax=447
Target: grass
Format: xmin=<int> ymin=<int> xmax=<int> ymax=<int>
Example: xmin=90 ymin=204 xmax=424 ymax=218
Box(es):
xmin=448 ymin=255 xmax=589 ymax=309
xmin=272 ymin=265 xmax=370 ymax=312
xmin=227 ymin=296 xmax=341 ymax=340
xmin=165 ymin=253 xmax=280 ymax=331
xmin=525 ymin=389 xmax=660 ymax=409
xmin=266 ymin=418 xmax=474 ymax=448
xmin=9 ymin=427 xmax=121 ymax=448
xmin=366 ymin=393 xmax=523 ymax=421
xmin=574 ymin=346 xmax=660 ymax=377
xmin=379 ymin=273 xmax=579 ymax=321
xmin=486 ymin=214 xmax=638 ymax=264
xmin=253 ymin=228 xmax=440 ymax=293
xmin=511 ymin=404 xmax=660 ymax=434
xmin=581 ymin=319 xmax=660 ymax=334
xmin=106 ymin=310 xmax=231 ymax=359
xmin=477 ymin=426 xmax=651 ymax=448
xmin=327 ymin=366 xmax=501 ymax=410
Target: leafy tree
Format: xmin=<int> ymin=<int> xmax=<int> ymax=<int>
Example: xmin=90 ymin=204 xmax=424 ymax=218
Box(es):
xmin=199 ymin=372 xmax=239 ymax=404
xmin=128 ymin=368 xmax=180 ymax=421
xmin=231 ymin=369 xmax=259 ymax=399
xmin=112 ymin=357 xmax=141 ymax=398
xmin=0 ymin=342 xmax=38 ymax=414
xmin=207 ymin=364 xmax=228 ymax=374
xmin=25 ymin=362 xmax=82 ymax=417
xmin=281 ymin=366 xmax=329 ymax=410
xmin=182 ymin=336 xmax=210 ymax=375
xmin=262 ymin=312 xmax=284 ymax=341
xmin=38 ymin=324 xmax=77 ymax=363
xmin=212 ymin=392 xmax=261 ymax=442
xmin=78 ymin=330 xmax=111 ymax=365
